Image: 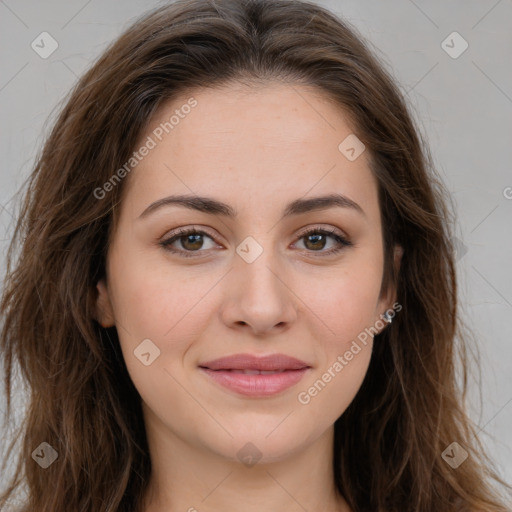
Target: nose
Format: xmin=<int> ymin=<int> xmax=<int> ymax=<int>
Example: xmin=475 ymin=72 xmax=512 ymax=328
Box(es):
xmin=219 ymin=243 xmax=298 ymax=337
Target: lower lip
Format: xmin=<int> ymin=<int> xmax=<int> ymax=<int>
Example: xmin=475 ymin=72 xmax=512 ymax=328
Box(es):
xmin=200 ymin=368 xmax=309 ymax=397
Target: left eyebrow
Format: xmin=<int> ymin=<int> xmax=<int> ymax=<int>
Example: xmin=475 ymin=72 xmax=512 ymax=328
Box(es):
xmin=138 ymin=193 xmax=366 ymax=220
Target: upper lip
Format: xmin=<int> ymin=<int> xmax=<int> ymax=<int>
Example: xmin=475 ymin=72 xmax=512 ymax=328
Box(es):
xmin=199 ymin=353 xmax=311 ymax=371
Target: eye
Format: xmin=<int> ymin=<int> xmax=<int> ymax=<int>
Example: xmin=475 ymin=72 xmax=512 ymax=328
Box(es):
xmin=159 ymin=227 xmax=220 ymax=258
xmin=159 ymin=225 xmax=353 ymax=259
xmin=293 ymin=227 xmax=352 ymax=256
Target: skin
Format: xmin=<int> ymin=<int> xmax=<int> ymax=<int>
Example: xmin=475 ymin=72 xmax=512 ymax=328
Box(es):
xmin=95 ymin=82 xmax=402 ymax=512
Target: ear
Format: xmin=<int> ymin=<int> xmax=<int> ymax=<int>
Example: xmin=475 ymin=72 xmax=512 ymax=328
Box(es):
xmin=95 ymin=278 xmax=115 ymax=328
xmin=391 ymin=244 xmax=403 ymax=294
xmin=376 ymin=244 xmax=403 ymax=330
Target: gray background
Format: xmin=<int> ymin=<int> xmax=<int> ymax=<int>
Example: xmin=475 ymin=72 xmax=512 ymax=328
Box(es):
xmin=1 ymin=0 xmax=511 ymax=495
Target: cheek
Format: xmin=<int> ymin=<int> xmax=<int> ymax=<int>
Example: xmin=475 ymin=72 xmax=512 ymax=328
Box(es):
xmin=108 ymin=239 xmax=210 ymax=337
xmin=296 ymin=278 xmax=376 ymax=422
xmin=300 ymin=263 xmax=383 ymax=346
xmin=301 ymin=253 xmax=383 ymax=418
xmin=107 ymin=249 xmax=222 ymax=383
xmin=304 ymin=346 xmax=372 ymax=426
xmin=295 ymin=304 xmax=374 ymax=428
xmin=107 ymin=264 xmax=207 ymax=411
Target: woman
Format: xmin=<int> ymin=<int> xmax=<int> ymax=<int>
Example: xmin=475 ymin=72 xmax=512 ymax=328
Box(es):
xmin=0 ymin=0 xmax=510 ymax=510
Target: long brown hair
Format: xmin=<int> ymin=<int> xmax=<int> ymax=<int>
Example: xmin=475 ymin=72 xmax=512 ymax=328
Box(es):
xmin=1 ymin=0 xmax=510 ymax=510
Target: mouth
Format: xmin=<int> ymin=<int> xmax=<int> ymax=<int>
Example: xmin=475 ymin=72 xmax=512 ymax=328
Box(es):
xmin=198 ymin=353 xmax=311 ymax=397
xmin=208 ymin=369 xmax=289 ymax=375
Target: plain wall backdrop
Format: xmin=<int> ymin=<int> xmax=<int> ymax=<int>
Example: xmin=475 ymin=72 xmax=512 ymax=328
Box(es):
xmin=1 ymin=0 xmax=511 ymax=497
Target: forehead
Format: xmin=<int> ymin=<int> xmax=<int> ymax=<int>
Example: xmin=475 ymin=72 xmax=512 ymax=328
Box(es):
xmin=120 ymin=82 xmax=380 ymax=223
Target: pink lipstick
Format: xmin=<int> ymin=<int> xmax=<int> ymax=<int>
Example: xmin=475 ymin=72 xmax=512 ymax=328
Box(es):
xmin=198 ymin=353 xmax=311 ymax=397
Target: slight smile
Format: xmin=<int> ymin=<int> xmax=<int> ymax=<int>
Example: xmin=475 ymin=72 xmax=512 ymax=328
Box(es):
xmin=198 ymin=353 xmax=312 ymax=397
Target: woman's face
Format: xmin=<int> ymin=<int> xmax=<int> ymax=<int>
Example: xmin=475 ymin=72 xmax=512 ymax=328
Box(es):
xmin=96 ymin=82 xmax=399 ymax=464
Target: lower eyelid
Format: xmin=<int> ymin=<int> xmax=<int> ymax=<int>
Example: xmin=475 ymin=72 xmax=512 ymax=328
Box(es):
xmin=160 ymin=227 xmax=352 ymax=256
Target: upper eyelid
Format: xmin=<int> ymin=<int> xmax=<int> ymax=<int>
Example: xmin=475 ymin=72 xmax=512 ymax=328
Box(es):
xmin=164 ymin=226 xmax=222 ymax=244
xmin=161 ymin=225 xmax=350 ymax=248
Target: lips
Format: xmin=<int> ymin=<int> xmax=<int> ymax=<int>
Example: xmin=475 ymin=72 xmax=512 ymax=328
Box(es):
xmin=198 ymin=353 xmax=311 ymax=397
xmin=199 ymin=353 xmax=311 ymax=372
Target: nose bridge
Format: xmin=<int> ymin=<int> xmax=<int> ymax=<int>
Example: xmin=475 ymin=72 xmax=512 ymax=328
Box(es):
xmin=236 ymin=232 xmax=286 ymax=300
xmin=220 ymin=232 xmax=297 ymax=333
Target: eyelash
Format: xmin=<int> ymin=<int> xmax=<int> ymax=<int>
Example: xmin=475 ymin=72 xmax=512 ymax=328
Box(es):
xmin=159 ymin=226 xmax=353 ymax=259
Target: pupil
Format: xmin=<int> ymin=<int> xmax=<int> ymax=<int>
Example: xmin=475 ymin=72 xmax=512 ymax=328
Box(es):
xmin=184 ymin=234 xmax=202 ymax=250
xmin=306 ymin=234 xmax=325 ymax=250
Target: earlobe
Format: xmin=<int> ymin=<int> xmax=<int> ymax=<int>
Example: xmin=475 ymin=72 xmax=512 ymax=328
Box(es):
xmin=95 ymin=279 xmax=115 ymax=328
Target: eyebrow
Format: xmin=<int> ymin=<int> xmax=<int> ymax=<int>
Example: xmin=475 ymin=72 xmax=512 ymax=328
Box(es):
xmin=138 ymin=193 xmax=366 ymax=220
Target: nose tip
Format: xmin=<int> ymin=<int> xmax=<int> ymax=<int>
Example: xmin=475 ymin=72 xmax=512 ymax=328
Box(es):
xmin=220 ymin=258 xmax=298 ymax=336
